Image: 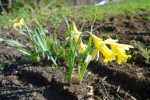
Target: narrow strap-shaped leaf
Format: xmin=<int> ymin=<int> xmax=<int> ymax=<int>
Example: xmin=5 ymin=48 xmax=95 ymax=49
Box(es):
xmin=0 ymin=39 xmax=25 ymax=47
xmin=17 ymin=47 xmax=32 ymax=56
xmin=35 ymin=29 xmax=48 ymax=51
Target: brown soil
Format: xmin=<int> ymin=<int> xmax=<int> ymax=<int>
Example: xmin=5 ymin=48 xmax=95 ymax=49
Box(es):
xmin=0 ymin=12 xmax=150 ymax=100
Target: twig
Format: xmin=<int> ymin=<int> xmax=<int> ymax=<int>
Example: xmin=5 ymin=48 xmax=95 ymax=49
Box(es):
xmin=101 ymin=76 xmax=112 ymax=100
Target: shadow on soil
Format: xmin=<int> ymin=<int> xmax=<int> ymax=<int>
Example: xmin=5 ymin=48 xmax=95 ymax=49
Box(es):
xmin=88 ymin=62 xmax=150 ymax=100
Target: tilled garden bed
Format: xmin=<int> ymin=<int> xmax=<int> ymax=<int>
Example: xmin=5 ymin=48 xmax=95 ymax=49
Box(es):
xmin=0 ymin=13 xmax=150 ymax=100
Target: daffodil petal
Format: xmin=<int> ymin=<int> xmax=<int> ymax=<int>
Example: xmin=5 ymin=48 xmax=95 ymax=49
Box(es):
xmin=118 ymin=44 xmax=134 ymax=50
xmin=104 ymin=38 xmax=118 ymax=43
xmin=72 ymin=22 xmax=81 ymax=35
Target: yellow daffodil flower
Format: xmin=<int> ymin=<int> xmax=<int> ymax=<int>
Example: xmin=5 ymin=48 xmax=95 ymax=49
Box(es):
xmin=104 ymin=38 xmax=134 ymax=64
xmin=89 ymin=33 xmax=115 ymax=63
xmin=72 ymin=23 xmax=87 ymax=54
xmin=13 ymin=18 xmax=24 ymax=28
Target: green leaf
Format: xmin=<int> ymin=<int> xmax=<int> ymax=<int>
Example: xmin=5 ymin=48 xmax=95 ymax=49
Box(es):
xmin=3 ymin=39 xmax=24 ymax=47
xmin=35 ymin=29 xmax=48 ymax=51
xmin=17 ymin=47 xmax=32 ymax=56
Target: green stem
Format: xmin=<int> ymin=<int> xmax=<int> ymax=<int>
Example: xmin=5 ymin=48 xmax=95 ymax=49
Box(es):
xmin=79 ymin=64 xmax=88 ymax=83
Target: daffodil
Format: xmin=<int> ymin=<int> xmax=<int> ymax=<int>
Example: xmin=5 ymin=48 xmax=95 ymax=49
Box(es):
xmin=89 ymin=33 xmax=115 ymax=63
xmin=104 ymin=38 xmax=134 ymax=64
xmin=13 ymin=18 xmax=24 ymax=28
xmin=72 ymin=23 xmax=87 ymax=54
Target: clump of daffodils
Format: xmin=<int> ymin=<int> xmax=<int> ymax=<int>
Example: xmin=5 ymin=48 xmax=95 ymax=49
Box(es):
xmin=71 ymin=23 xmax=133 ymax=64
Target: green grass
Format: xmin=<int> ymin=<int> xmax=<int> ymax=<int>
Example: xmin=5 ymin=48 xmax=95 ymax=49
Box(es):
xmin=54 ymin=0 xmax=150 ymax=21
xmin=0 ymin=0 xmax=149 ymax=29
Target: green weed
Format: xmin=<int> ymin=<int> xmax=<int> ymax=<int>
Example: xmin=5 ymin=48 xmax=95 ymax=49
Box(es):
xmin=134 ymin=41 xmax=150 ymax=64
